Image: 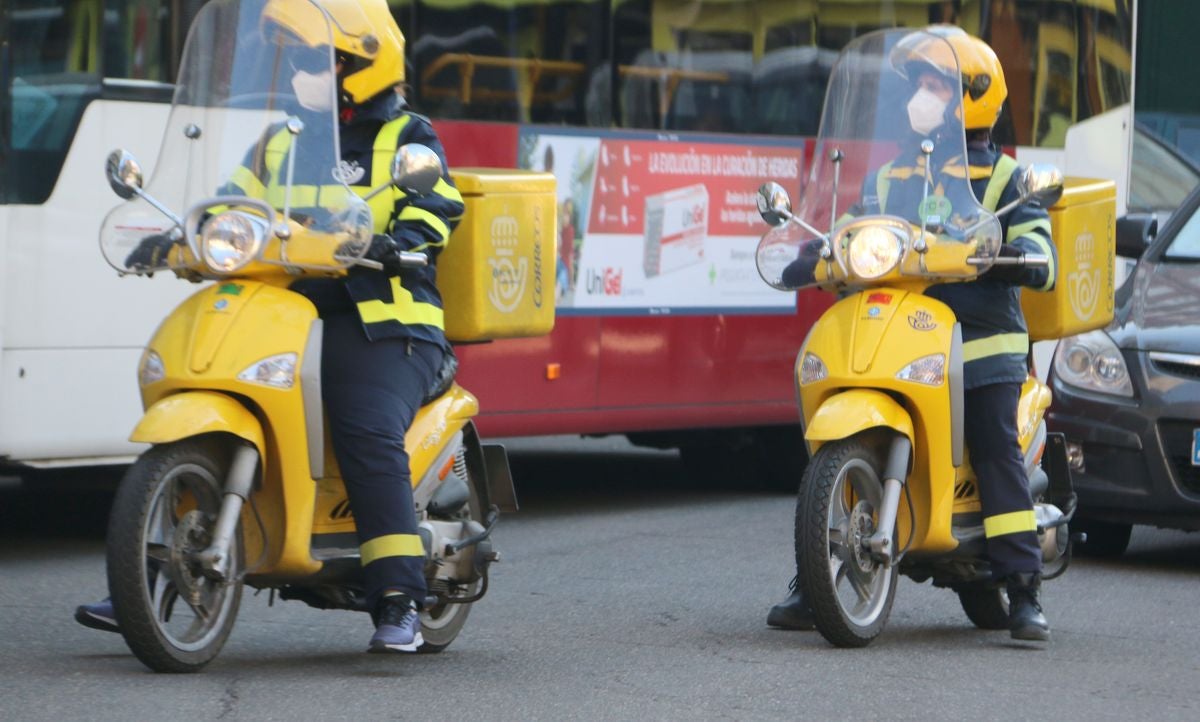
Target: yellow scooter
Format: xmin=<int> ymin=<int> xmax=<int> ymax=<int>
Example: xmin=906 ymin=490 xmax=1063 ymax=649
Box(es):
xmin=754 ymin=29 xmax=1111 ymax=647
xmin=97 ymin=0 xmax=549 ymax=672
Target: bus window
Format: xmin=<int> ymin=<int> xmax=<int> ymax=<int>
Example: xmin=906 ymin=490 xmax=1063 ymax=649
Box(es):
xmin=411 ymin=0 xmax=609 ymax=125
xmin=6 ymin=0 xmax=174 ymax=205
xmin=1033 ymin=22 xmax=1076 ymax=148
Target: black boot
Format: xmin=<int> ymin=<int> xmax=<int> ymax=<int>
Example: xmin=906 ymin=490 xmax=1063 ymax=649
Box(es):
xmin=767 ymin=575 xmax=815 ymax=630
xmin=1007 ymin=572 xmax=1050 ymax=641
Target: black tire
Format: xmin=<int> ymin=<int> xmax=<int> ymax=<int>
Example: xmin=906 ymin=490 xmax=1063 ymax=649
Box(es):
xmin=106 ymin=438 xmax=243 ymax=673
xmin=957 ymin=586 xmax=1010 ymax=630
xmin=418 ymin=438 xmax=486 ymax=653
xmin=796 ymin=438 xmax=898 ymax=648
xmin=1072 ymin=518 xmax=1133 ymax=559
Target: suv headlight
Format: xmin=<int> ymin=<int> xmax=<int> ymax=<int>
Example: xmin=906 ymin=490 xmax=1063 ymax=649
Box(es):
xmin=847 ymin=225 xmax=903 ymax=279
xmin=1053 ymin=330 xmax=1133 ymax=397
xmin=201 ymin=211 xmax=267 ymax=273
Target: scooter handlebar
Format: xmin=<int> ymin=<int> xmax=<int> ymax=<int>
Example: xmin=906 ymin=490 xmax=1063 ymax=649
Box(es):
xmin=967 ymin=253 xmax=1050 ymax=268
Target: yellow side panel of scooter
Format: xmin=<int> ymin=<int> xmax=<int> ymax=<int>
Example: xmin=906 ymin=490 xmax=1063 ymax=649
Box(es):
xmin=139 ymin=280 xmax=323 ymax=578
xmin=1021 ymin=177 xmax=1117 ymax=341
xmin=800 ymin=289 xmax=962 ymax=554
xmin=1017 ymin=375 xmax=1052 ymax=453
xmin=311 ymin=385 xmax=480 ymax=535
xmin=131 ymin=390 xmax=265 ymax=455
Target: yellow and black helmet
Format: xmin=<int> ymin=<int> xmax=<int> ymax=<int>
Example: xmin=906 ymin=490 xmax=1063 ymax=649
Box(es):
xmin=263 ymin=0 xmax=405 ymax=104
xmin=891 ymin=25 xmax=1008 ymax=130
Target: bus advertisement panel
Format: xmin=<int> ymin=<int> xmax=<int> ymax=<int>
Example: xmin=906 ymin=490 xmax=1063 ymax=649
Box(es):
xmin=516 ymin=130 xmax=806 ymax=314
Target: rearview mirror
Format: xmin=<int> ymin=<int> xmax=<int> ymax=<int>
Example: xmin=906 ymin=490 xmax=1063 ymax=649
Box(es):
xmin=757 ymin=182 xmax=793 ymax=227
xmin=1016 ymin=163 xmax=1064 ymax=208
xmin=105 ymin=149 xmax=144 ymax=200
xmin=1115 ymin=213 xmax=1158 ymax=259
xmin=391 ymin=143 xmax=442 ymax=196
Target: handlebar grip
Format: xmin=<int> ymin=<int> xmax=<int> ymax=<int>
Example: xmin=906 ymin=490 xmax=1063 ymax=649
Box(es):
xmin=397 ymin=251 xmax=429 ymax=268
xmin=969 ymin=253 xmax=1051 ymax=268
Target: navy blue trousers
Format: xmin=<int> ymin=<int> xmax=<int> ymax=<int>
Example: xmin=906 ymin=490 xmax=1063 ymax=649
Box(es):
xmin=321 ymin=310 xmax=443 ymax=609
xmin=964 ymin=382 xmax=1042 ymax=579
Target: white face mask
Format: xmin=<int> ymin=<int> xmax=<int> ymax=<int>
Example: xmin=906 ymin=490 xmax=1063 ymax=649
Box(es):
xmin=906 ymin=87 xmax=948 ymax=136
xmin=291 ymin=70 xmax=335 ymax=112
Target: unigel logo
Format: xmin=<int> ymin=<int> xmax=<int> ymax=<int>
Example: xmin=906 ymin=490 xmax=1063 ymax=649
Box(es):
xmin=681 ymin=203 xmax=705 ymax=228
xmin=1068 ymin=231 xmax=1100 ymax=321
xmin=488 ymin=214 xmax=528 ymax=313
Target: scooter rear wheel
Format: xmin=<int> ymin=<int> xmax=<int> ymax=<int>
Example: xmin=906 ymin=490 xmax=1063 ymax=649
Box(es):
xmin=796 ymin=438 xmax=897 ymax=648
xmin=418 ymin=436 xmax=487 ymax=653
xmin=957 ymin=585 xmax=1010 ymax=630
xmin=106 ymin=437 xmax=243 ymax=673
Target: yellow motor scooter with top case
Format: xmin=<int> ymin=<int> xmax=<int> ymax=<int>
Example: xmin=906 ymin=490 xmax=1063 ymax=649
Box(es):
xmin=754 ymin=29 xmax=1114 ymax=647
xmin=97 ymin=0 xmax=554 ymax=673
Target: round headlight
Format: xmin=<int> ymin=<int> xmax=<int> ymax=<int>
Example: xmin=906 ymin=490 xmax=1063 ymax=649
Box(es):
xmin=847 ymin=226 xmax=902 ymax=279
xmin=202 ymin=212 xmax=265 ymax=273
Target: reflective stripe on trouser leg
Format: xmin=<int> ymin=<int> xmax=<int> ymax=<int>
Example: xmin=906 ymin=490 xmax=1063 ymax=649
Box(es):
xmin=964 ymin=382 xmax=1042 ymax=578
xmin=321 ymin=311 xmax=444 ymax=608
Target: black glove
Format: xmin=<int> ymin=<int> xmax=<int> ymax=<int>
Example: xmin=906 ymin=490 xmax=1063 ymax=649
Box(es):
xmin=983 ymin=244 xmax=1025 ymax=284
xmin=363 ymin=233 xmax=406 ymax=273
xmin=124 ymin=233 xmax=178 ymax=270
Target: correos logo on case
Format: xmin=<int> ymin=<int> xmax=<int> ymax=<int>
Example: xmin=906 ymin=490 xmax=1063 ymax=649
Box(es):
xmin=1068 ymin=231 xmax=1099 ymax=321
xmin=488 ymin=215 xmax=527 ymax=313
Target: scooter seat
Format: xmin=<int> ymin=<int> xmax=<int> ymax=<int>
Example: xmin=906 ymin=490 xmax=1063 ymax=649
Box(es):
xmin=421 ymin=351 xmax=459 ymax=406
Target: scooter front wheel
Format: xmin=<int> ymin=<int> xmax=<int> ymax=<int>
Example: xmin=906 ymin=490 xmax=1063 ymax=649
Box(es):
xmin=796 ymin=438 xmax=897 ymax=648
xmin=106 ymin=437 xmax=243 ymax=673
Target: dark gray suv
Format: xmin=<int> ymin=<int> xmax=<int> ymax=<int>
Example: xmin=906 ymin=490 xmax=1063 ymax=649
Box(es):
xmin=1047 ymin=183 xmax=1200 ymax=556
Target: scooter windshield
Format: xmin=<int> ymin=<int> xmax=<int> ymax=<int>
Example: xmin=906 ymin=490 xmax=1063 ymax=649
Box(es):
xmin=756 ymin=28 xmax=1002 ymax=292
xmin=100 ymin=0 xmax=374 ymax=276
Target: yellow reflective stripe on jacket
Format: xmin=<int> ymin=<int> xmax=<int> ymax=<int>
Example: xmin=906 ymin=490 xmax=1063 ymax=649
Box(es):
xmin=399 ymin=206 xmax=450 ymax=251
xmin=884 ymin=164 xmax=991 ymax=181
xmin=1007 ymin=217 xmax=1056 ymax=290
xmin=432 ymin=177 xmax=464 ymax=210
xmin=877 ymin=161 xmax=893 ymax=210
xmin=360 ymin=533 xmax=425 ymax=565
xmin=262 ymin=126 xmax=293 ymax=180
xmin=229 ymin=165 xmax=267 ymax=199
xmin=982 ymin=154 xmax=1019 ymax=212
xmin=365 ymin=115 xmax=414 ymax=233
xmin=983 ymin=509 xmax=1038 ymax=538
xmin=962 ymin=332 xmax=1029 ymax=362
xmin=264 ymin=184 xmax=357 ymax=209
xmin=357 ymin=277 xmax=445 ymax=328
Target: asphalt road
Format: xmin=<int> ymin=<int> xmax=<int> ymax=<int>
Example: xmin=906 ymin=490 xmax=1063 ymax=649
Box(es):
xmin=2 ymin=436 xmax=1198 ymax=721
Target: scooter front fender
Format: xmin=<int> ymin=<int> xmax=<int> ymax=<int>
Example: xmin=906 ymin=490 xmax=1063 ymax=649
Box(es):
xmin=805 ymin=388 xmax=914 ymax=450
xmin=130 ymin=390 xmax=265 ymax=458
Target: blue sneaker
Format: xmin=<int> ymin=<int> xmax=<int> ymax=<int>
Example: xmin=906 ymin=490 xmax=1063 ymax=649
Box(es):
xmin=74 ymin=597 xmax=120 ymax=633
xmin=368 ymin=595 xmax=423 ymax=653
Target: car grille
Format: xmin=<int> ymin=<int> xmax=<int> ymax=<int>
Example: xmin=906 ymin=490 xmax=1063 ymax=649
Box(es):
xmin=1156 ymin=419 xmax=1200 ymax=494
xmin=1149 ymin=352 xmax=1200 ymax=381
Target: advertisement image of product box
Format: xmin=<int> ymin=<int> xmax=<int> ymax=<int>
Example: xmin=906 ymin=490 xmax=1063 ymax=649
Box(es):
xmin=643 ymin=184 xmax=709 ymax=278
